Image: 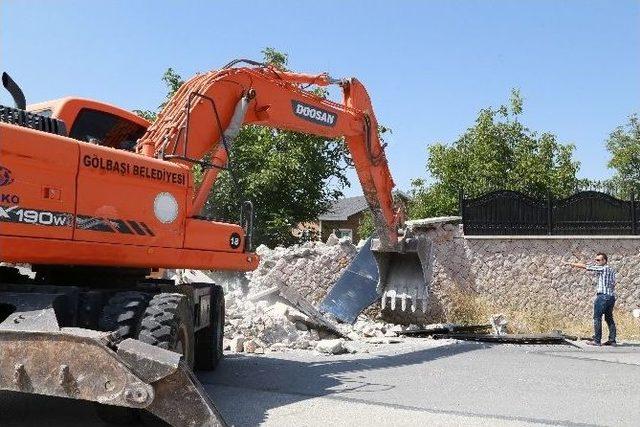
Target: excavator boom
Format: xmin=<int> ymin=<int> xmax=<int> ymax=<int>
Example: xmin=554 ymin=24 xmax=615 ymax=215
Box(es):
xmin=139 ymin=62 xmax=402 ymax=250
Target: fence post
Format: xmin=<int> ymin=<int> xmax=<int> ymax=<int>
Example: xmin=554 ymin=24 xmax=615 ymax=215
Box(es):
xmin=547 ymin=193 xmax=553 ymax=235
xmin=459 ymin=189 xmax=465 ymax=229
xmin=632 ymin=192 xmax=637 ymax=235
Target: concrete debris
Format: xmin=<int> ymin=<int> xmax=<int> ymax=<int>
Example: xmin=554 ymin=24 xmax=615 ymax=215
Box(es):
xmin=230 ymin=336 xmax=245 ymax=353
xmin=169 ymin=239 xmax=408 ymax=354
xmin=243 ymin=339 xmax=259 ymax=354
xmin=247 ymin=286 xmax=279 ymax=302
xmin=294 ymin=321 xmax=308 ymax=331
xmin=325 ymin=233 xmax=340 ymax=246
xmin=315 ymin=339 xmax=348 ymax=355
xmin=490 ymin=314 xmax=508 ymax=336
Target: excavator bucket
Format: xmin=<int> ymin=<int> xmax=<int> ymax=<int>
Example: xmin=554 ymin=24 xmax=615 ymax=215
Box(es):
xmin=0 ymin=292 xmax=227 ymax=427
xmin=320 ymin=218 xmax=459 ymax=325
xmin=375 ymin=218 xmax=462 ymax=323
xmin=374 ymin=234 xmax=432 ymax=314
xmin=319 ymin=235 xmax=431 ymax=324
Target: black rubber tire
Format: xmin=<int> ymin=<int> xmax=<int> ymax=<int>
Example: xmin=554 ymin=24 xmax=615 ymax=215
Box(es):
xmin=194 ymin=284 xmax=225 ymax=371
xmin=95 ymin=291 xmax=151 ymax=425
xmin=138 ymin=293 xmax=195 ymax=368
xmin=99 ymin=291 xmax=150 ymax=338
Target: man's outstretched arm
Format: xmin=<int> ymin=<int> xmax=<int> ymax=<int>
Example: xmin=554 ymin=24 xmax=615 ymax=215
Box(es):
xmin=562 ymin=261 xmax=587 ymax=269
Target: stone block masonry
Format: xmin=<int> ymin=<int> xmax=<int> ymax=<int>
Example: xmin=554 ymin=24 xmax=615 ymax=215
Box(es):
xmin=427 ymin=224 xmax=640 ymax=323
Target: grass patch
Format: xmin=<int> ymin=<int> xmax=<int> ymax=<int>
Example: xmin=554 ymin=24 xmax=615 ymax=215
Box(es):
xmin=442 ymin=290 xmax=640 ymax=341
xmin=443 ymin=288 xmax=492 ymax=325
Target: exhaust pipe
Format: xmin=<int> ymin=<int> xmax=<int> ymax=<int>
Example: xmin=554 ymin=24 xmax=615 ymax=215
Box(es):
xmin=2 ymin=72 xmax=26 ymax=110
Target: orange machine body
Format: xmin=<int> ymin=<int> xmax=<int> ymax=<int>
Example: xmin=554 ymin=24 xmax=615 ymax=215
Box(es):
xmin=1 ymin=62 xmax=401 ymax=273
xmin=1 ymin=98 xmax=257 ymax=271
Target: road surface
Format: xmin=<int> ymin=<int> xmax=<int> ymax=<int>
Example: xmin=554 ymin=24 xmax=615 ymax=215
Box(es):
xmin=1 ymin=339 xmax=639 ymax=426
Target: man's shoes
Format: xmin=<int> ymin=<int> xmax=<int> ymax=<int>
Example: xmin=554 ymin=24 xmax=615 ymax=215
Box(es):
xmin=585 ymin=340 xmax=601 ymax=346
xmin=602 ymin=340 xmax=617 ymax=346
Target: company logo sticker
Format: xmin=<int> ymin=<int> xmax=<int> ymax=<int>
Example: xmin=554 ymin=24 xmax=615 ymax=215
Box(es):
xmin=0 ymin=166 xmax=14 ymax=186
xmin=291 ymin=101 xmax=337 ymax=127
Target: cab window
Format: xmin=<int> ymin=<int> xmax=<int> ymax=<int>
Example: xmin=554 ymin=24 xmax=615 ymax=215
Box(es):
xmin=69 ymin=108 xmax=146 ymax=151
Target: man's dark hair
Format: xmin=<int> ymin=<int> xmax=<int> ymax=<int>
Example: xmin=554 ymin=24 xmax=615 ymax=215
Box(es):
xmin=597 ymin=252 xmax=608 ymax=262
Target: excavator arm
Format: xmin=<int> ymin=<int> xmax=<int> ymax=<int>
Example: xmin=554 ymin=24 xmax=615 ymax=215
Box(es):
xmin=139 ymin=61 xmax=402 ymax=250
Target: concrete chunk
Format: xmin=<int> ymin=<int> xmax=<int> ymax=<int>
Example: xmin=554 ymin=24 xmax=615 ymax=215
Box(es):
xmin=315 ymin=339 xmax=347 ymax=355
xmin=230 ymin=336 xmax=245 ymax=353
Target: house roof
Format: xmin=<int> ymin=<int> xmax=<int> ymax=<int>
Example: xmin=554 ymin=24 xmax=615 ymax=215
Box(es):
xmin=318 ymin=191 xmax=411 ymax=221
xmin=318 ymin=195 xmax=369 ymax=221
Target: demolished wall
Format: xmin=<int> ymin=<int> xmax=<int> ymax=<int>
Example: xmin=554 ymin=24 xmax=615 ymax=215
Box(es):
xmin=248 ymin=238 xmax=358 ymax=306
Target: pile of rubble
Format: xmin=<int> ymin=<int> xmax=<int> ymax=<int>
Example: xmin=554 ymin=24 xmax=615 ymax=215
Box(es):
xmin=176 ymin=237 xmax=416 ymax=355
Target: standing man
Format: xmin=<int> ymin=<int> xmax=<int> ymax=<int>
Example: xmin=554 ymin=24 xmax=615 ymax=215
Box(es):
xmin=563 ymin=253 xmax=617 ymax=346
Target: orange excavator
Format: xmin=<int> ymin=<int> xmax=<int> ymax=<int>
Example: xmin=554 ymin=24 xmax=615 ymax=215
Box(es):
xmin=0 ymin=60 xmax=429 ymax=426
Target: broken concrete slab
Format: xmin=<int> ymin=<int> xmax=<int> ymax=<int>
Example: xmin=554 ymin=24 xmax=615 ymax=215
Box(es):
xmin=400 ymin=323 xmax=492 ymax=336
xmin=278 ymin=285 xmax=348 ymax=339
xmin=247 ymin=286 xmax=280 ymax=302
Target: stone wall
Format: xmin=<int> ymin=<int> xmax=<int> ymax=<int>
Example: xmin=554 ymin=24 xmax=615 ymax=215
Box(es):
xmin=425 ymin=223 xmax=640 ymax=322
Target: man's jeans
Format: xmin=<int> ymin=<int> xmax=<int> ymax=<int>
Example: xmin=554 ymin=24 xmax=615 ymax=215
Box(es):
xmin=594 ymin=294 xmax=616 ymax=343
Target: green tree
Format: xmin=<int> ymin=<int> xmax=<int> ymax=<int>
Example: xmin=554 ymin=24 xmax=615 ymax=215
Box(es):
xmin=605 ymin=114 xmax=640 ymax=198
xmin=357 ymin=211 xmax=375 ymax=239
xmin=409 ymin=90 xmax=580 ymax=218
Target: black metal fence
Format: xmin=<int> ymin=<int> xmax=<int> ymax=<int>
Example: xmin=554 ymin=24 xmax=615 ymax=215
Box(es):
xmin=461 ymin=190 xmax=638 ymax=235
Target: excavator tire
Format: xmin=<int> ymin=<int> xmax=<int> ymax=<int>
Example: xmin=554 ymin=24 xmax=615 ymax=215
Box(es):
xmin=195 ymin=284 xmax=225 ymax=371
xmin=99 ymin=291 xmax=151 ymax=338
xmin=138 ymin=293 xmax=195 ymax=368
xmin=95 ymin=291 xmax=151 ymax=425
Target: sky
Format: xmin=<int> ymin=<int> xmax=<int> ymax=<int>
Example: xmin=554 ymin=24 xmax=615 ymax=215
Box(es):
xmin=1 ymin=0 xmax=638 ymax=196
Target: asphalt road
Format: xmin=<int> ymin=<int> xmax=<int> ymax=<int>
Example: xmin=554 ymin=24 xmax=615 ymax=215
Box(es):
xmin=1 ymin=339 xmax=639 ymax=427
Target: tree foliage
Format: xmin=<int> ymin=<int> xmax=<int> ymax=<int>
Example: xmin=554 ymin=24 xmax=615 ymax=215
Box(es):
xmin=357 ymin=210 xmax=375 ymax=240
xmin=604 ymin=114 xmax=640 ymax=198
xmin=409 ymin=90 xmax=581 ymax=218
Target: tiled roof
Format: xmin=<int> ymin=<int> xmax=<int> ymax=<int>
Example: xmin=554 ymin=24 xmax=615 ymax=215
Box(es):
xmin=318 ymin=195 xmax=369 ymax=221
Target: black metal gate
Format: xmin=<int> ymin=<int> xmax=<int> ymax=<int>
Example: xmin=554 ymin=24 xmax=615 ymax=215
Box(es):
xmin=461 ymin=190 xmax=638 ymax=235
